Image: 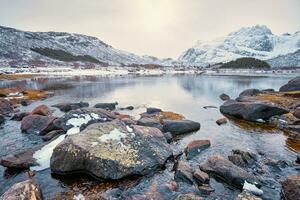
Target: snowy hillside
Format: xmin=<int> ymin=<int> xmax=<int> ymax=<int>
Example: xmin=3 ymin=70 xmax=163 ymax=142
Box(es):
xmin=179 ymin=25 xmax=300 ymax=67
xmin=0 ymin=26 xmax=179 ymax=67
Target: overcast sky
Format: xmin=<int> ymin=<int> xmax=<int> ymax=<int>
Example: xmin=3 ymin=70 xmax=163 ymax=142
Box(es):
xmin=0 ymin=0 xmax=300 ymax=58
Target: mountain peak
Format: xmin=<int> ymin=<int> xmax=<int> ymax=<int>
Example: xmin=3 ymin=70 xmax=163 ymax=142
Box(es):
xmin=230 ymin=25 xmax=273 ymax=37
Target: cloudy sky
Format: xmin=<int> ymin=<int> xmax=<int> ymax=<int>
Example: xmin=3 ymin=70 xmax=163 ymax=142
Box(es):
xmin=0 ymin=0 xmax=300 ymax=58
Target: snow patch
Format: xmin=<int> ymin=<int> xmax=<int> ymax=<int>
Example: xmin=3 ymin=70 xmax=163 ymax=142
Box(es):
xmin=243 ymin=181 xmax=263 ymax=196
xmin=99 ymin=128 xmax=127 ymax=142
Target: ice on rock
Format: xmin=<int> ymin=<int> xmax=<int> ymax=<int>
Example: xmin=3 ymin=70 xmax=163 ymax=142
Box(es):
xmin=98 ymin=128 xmax=127 ymax=143
xmin=243 ymin=181 xmax=263 ymax=196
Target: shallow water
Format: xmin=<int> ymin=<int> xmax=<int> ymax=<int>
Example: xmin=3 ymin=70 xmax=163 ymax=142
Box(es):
xmin=0 ymin=74 xmax=299 ymax=199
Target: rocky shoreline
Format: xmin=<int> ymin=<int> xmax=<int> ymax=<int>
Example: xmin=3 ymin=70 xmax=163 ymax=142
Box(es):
xmin=0 ymin=76 xmax=299 ymax=200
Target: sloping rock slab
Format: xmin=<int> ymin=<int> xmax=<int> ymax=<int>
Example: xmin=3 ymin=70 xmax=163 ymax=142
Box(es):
xmin=50 ymin=120 xmax=172 ymax=180
xmin=200 ymin=155 xmax=258 ymax=189
xmin=220 ymin=100 xmax=288 ymax=122
xmin=0 ymin=180 xmax=43 ymax=200
xmin=279 ymin=76 xmax=300 ymax=92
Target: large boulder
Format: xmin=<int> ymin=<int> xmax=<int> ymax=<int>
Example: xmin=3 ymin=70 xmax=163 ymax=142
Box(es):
xmin=163 ymin=120 xmax=200 ymax=136
xmin=200 ymin=155 xmax=258 ymax=189
xmin=52 ymin=102 xmax=89 ymax=112
xmin=220 ymin=100 xmax=289 ymax=122
xmin=0 ymin=180 xmax=43 ymax=200
xmin=281 ymin=174 xmax=300 ymax=200
xmin=0 ymin=98 xmax=13 ymax=115
xmin=21 ymin=114 xmax=57 ymax=135
xmin=31 ymin=104 xmax=52 ymax=116
xmin=279 ymin=76 xmax=300 ymax=92
xmin=238 ymin=89 xmax=261 ymax=97
xmin=50 ymin=120 xmax=172 ymax=179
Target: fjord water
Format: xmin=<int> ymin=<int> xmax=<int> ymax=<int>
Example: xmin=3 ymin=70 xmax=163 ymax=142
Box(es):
xmin=0 ymin=74 xmax=299 ymax=198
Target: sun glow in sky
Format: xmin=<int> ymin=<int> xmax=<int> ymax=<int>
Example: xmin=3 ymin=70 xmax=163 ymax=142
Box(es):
xmin=0 ymin=0 xmax=299 ymax=58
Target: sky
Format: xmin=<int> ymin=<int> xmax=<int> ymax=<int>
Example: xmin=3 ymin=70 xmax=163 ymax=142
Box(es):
xmin=0 ymin=0 xmax=300 ymax=59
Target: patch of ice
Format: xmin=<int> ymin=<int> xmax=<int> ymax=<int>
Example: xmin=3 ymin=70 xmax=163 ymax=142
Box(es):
xmin=31 ymin=113 xmax=100 ymax=171
xmin=126 ymin=125 xmax=133 ymax=132
xmin=73 ymin=194 xmax=85 ymax=200
xmin=99 ymin=128 xmax=127 ymax=142
xmin=243 ymin=181 xmax=263 ymax=196
xmin=256 ymin=119 xmax=265 ymax=123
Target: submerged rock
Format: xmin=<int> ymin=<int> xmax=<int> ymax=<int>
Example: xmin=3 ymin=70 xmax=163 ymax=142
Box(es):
xmin=174 ymin=161 xmax=194 ymax=185
xmin=21 ymin=114 xmax=57 ymax=135
xmin=94 ymin=102 xmax=118 ymax=110
xmin=279 ymin=76 xmax=300 ymax=92
xmin=52 ymin=101 xmax=89 ymax=112
xmin=163 ymin=120 xmax=200 ymax=136
xmin=146 ymin=107 xmax=162 ymax=114
xmin=0 ymin=98 xmax=13 ymax=115
xmin=228 ymin=149 xmax=258 ymax=168
xmin=0 ymin=180 xmax=43 ymax=200
xmin=219 ymin=93 xmax=230 ymax=101
xmin=50 ymin=120 xmax=172 ymax=179
xmin=10 ymin=112 xmax=30 ymax=121
xmin=281 ymin=174 xmax=300 ymax=200
xmin=220 ymin=100 xmax=288 ymax=122
xmin=31 ymin=104 xmax=52 ymax=116
xmin=200 ymin=155 xmax=258 ymax=189
xmin=216 ymin=118 xmax=227 ymax=125
xmin=184 ymin=140 xmax=211 ymax=159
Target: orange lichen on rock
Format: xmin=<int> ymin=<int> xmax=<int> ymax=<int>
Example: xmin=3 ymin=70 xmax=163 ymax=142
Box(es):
xmin=255 ymin=92 xmax=298 ymax=110
xmin=0 ymin=88 xmax=50 ymax=104
xmin=154 ymin=111 xmax=184 ymax=122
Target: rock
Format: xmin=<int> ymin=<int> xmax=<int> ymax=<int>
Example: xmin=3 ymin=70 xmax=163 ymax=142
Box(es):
xmin=228 ymin=149 xmax=258 ymax=168
xmin=21 ymin=114 xmax=57 ymax=135
xmin=163 ymin=132 xmax=173 ymax=143
xmin=216 ymin=118 xmax=227 ymax=125
xmin=42 ymin=129 xmax=65 ymax=141
xmin=137 ymin=117 xmax=163 ymax=131
xmin=0 ymin=98 xmax=13 ymax=115
xmin=281 ymin=174 xmax=300 ymax=200
xmin=220 ymin=93 xmax=230 ymax=101
xmin=163 ymin=120 xmax=200 ymax=136
xmin=176 ymin=193 xmax=203 ymax=200
xmin=293 ymin=108 xmax=300 ymax=119
xmin=140 ymin=111 xmax=184 ymax=122
xmin=50 ymin=120 xmax=172 ymax=179
xmin=99 ymin=188 xmax=123 ymax=200
xmin=262 ymin=89 xmax=275 ymax=92
xmin=146 ymin=107 xmax=162 ymax=114
xmin=198 ymin=185 xmax=215 ymax=195
xmin=52 ymin=101 xmax=89 ymax=112
xmin=31 ymin=104 xmax=52 ymax=116
xmin=203 ymin=106 xmax=218 ymax=109
xmin=200 ymin=155 xmax=258 ymax=189
xmin=236 ymin=191 xmax=262 ymax=200
xmin=94 ymin=102 xmax=118 ymax=110
xmin=220 ymin=100 xmax=289 ymax=122
xmin=10 ymin=112 xmax=30 ymax=121
xmin=264 ymin=159 xmax=288 ymax=169
xmin=20 ymin=100 xmax=30 ymax=106
xmin=238 ymin=89 xmax=261 ymax=97
xmin=284 ymin=125 xmax=300 ymax=133
xmin=296 ymin=155 xmax=300 ymax=164
xmin=0 ymin=114 xmax=4 ymax=125
xmin=193 ymin=169 xmax=209 ymax=185
xmin=0 ymin=180 xmax=43 ymax=200
xmin=174 ymin=161 xmax=194 ymax=185
xmin=120 ymin=106 xmax=134 ymax=110
xmin=279 ymin=76 xmax=300 ymax=92
xmin=291 ymin=101 xmax=300 ymax=109
xmin=184 ymin=140 xmax=211 ymax=159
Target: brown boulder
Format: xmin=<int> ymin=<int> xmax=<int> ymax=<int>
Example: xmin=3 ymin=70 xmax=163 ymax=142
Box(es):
xmin=10 ymin=112 xmax=30 ymax=121
xmin=216 ymin=118 xmax=227 ymax=125
xmin=184 ymin=140 xmax=211 ymax=159
xmin=281 ymin=174 xmax=300 ymax=200
xmin=42 ymin=130 xmax=65 ymax=141
xmin=293 ymin=108 xmax=300 ymax=119
xmin=193 ymin=169 xmax=209 ymax=185
xmin=21 ymin=114 xmax=56 ymax=135
xmin=174 ymin=161 xmax=194 ymax=185
xmin=31 ymin=104 xmax=52 ymax=116
xmin=0 ymin=98 xmax=13 ymax=115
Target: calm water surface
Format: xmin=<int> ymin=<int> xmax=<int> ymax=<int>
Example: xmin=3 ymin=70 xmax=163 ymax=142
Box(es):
xmin=0 ymin=74 xmax=299 ymax=199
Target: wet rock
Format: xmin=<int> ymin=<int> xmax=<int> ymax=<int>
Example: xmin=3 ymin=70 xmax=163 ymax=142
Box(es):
xmin=99 ymin=188 xmax=123 ymax=200
xmin=51 ymin=120 xmax=172 ymax=179
xmin=238 ymin=89 xmax=261 ymax=97
xmin=220 ymin=100 xmax=289 ymax=122
xmin=296 ymin=154 xmax=300 ymax=164
xmin=293 ymin=108 xmax=300 ymax=119
xmin=140 ymin=111 xmax=184 ymax=122
xmin=94 ymin=102 xmax=118 ymax=110
xmin=216 ymin=118 xmax=227 ymax=125
xmin=146 ymin=107 xmax=162 ymax=114
xmin=20 ymin=100 xmax=30 ymax=106
xmin=228 ymin=149 xmax=258 ymax=168
xmin=203 ymin=106 xmax=218 ymax=109
xmin=198 ymin=184 xmax=215 ymax=195
xmin=279 ymin=76 xmax=300 ymax=92
xmin=21 ymin=114 xmax=57 ymax=135
xmin=175 ymin=193 xmax=203 ymax=200
xmin=200 ymin=155 xmax=258 ymax=189
xmin=174 ymin=161 xmax=194 ymax=185
xmin=281 ymin=174 xmax=300 ymax=200
xmin=31 ymin=104 xmax=52 ymax=116
xmin=42 ymin=129 xmax=65 ymax=141
xmin=236 ymin=191 xmax=262 ymax=200
xmin=284 ymin=125 xmax=300 ymax=133
xmin=163 ymin=132 xmax=173 ymax=143
xmin=137 ymin=117 xmax=163 ymax=131
xmin=163 ymin=120 xmax=200 ymax=136
xmin=0 ymin=114 xmax=4 ymax=125
xmin=0 ymin=180 xmax=43 ymax=200
xmin=290 ymin=101 xmax=300 ymax=109
xmin=220 ymin=93 xmax=230 ymax=101
xmin=0 ymin=98 xmax=13 ymax=115
xmin=10 ymin=112 xmax=30 ymax=121
xmin=184 ymin=140 xmax=210 ymax=159
xmin=193 ymin=169 xmax=209 ymax=185
xmin=52 ymin=101 xmax=89 ymax=112
xmin=262 ymin=89 xmax=275 ymax=92
xmin=120 ymin=106 xmax=134 ymax=110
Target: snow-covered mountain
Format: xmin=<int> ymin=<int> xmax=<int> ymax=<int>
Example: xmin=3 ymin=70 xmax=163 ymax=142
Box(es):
xmin=0 ymin=26 xmax=179 ymax=67
xmin=179 ymin=25 xmax=300 ymax=67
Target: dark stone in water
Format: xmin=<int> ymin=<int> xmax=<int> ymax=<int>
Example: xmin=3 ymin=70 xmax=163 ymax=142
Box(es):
xmin=11 ymin=112 xmax=30 ymax=121
xmin=174 ymin=161 xmax=194 ymax=185
xmin=146 ymin=107 xmax=162 ymax=114
xmin=0 ymin=98 xmax=13 ymax=115
xmin=238 ymin=89 xmax=261 ymax=97
xmin=42 ymin=129 xmax=65 ymax=141
xmin=0 ymin=114 xmax=4 ymax=125
xmin=203 ymin=106 xmax=218 ymax=109
xmin=21 ymin=114 xmax=57 ymax=135
xmin=137 ymin=117 xmax=163 ymax=131
xmin=120 ymin=106 xmax=134 ymax=110
xmin=163 ymin=132 xmax=173 ymax=143
xmin=184 ymin=140 xmax=210 ymax=159
xmin=216 ymin=118 xmax=227 ymax=125
xmin=219 ymin=93 xmax=230 ymax=101
xmin=163 ymin=120 xmax=200 ymax=136
xmin=52 ymin=101 xmax=89 ymax=112
xmin=193 ymin=169 xmax=209 ymax=185
xmin=20 ymin=100 xmax=30 ymax=106
xmin=279 ymin=76 xmax=300 ymax=92
xmin=94 ymin=102 xmax=118 ymax=110
xmin=228 ymin=149 xmax=258 ymax=168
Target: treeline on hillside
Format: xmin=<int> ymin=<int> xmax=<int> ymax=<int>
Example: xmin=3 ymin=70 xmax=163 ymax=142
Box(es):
xmin=31 ymin=48 xmax=104 ymax=64
xmin=220 ymin=57 xmax=271 ymax=69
